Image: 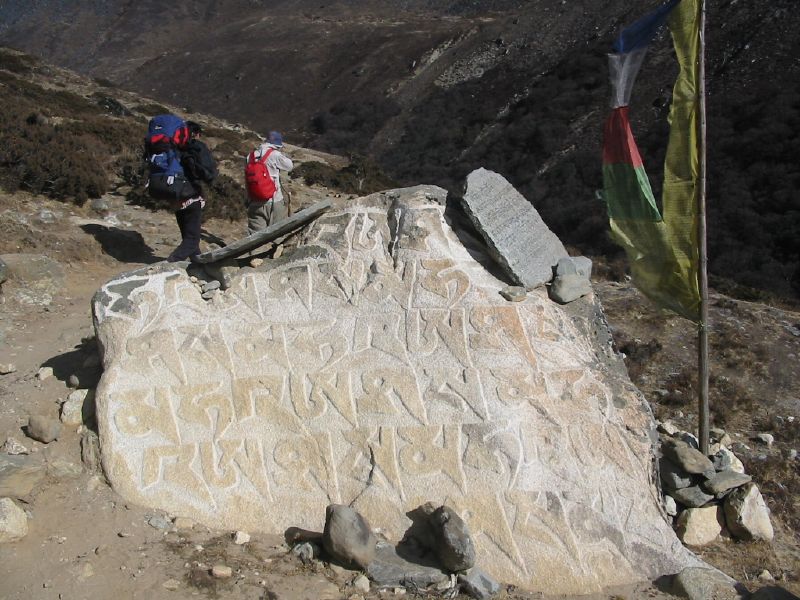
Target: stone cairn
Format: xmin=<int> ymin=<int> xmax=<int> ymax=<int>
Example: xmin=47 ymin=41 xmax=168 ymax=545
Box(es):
xmin=657 ymin=423 xmax=774 ymax=547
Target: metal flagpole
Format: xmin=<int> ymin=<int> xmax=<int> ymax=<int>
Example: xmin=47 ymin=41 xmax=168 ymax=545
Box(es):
xmin=697 ymin=0 xmax=710 ymax=455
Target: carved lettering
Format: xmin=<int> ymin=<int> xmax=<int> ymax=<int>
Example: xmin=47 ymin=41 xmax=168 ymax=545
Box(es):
xmin=115 ymin=387 xmax=180 ymax=444
xmin=360 ymin=369 xmax=427 ymax=424
xmin=420 ymin=259 xmax=469 ymax=306
xmin=289 ymin=371 xmax=357 ymax=427
xmin=141 ymin=444 xmax=212 ymax=504
xmin=469 ymin=306 xmax=538 ymax=369
xmin=126 ymin=330 xmax=186 ymax=383
xmin=398 ymin=424 xmax=465 ymax=493
xmin=273 ymin=432 xmax=340 ymax=502
xmin=231 ymin=376 xmax=307 ymax=435
xmin=340 ymin=427 xmax=405 ymax=500
xmin=176 ymin=383 xmax=234 ymax=438
xmin=232 ymin=324 xmax=291 ymax=370
xmin=424 ymin=368 xmax=488 ymax=420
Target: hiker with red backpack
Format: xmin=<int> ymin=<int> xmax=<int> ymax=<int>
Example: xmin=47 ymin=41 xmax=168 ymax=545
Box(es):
xmin=244 ymin=131 xmax=293 ymax=235
xmin=143 ymin=115 xmax=217 ymax=262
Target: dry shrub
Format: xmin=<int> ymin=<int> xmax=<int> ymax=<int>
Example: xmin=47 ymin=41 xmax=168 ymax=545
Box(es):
xmin=294 ymin=156 xmax=395 ymax=195
xmin=614 ymin=333 xmax=662 ymax=381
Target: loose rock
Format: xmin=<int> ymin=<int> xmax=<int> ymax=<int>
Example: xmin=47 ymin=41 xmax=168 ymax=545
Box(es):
xmin=353 ymin=574 xmax=370 ymax=593
xmin=26 ymin=415 xmax=62 ymax=443
xmin=36 ymin=367 xmax=54 ymax=381
xmin=755 ymin=433 xmax=775 ymax=448
xmin=676 ymin=506 xmax=722 ymax=546
xmin=162 ymin=579 xmax=181 ymax=591
xmin=499 ymin=286 xmax=526 ymax=302
xmin=0 ymin=364 xmax=16 ymax=375
xmin=724 ymin=482 xmax=774 ymax=541
xmin=0 ymin=497 xmax=28 ymax=542
xmin=233 ymin=530 xmax=250 ymax=545
xmin=173 ymin=517 xmax=195 ymax=530
xmin=292 ymin=541 xmax=319 ymax=564
xmin=664 ymin=495 xmax=678 ymax=517
xmin=1 ymin=437 xmax=28 ymax=456
xmin=660 ymin=457 xmax=694 ymax=491
xmin=80 ymin=430 xmax=101 ymax=472
xmin=429 ymin=505 xmax=476 ymax=572
xmin=712 ymin=447 xmax=745 ymax=474
xmin=322 ymin=504 xmax=376 ymax=569
xmin=458 ymin=567 xmax=501 ymax=600
xmin=211 ymin=564 xmax=232 ymax=579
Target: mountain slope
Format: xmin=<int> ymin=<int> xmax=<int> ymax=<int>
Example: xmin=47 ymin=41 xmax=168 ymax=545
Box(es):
xmin=1 ymin=0 xmax=799 ymax=299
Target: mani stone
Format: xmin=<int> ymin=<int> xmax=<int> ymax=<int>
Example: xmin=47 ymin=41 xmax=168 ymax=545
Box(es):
xmin=661 ymin=439 xmax=714 ymax=475
xmin=91 ymin=187 xmax=700 ymax=595
xmin=0 ymin=497 xmax=28 ymax=542
xmin=460 ymin=168 xmax=567 ymax=288
xmin=675 ymin=506 xmax=722 ymax=546
xmin=723 ymin=483 xmax=774 ymax=541
xmin=701 ymin=470 xmax=751 ymax=496
xmin=429 ymin=505 xmax=476 ymax=572
xmin=322 ymin=504 xmax=376 ymax=569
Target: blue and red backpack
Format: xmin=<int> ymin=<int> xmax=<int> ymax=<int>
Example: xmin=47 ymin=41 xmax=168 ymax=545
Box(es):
xmin=144 ymin=115 xmax=196 ymax=201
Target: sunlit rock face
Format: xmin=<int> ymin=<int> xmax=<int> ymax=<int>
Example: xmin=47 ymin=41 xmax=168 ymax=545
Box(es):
xmin=92 ymin=185 xmax=696 ymax=594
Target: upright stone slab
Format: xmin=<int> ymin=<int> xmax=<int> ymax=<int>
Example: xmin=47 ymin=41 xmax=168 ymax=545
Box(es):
xmin=92 ymin=185 xmax=698 ymax=594
xmin=460 ymin=168 xmax=567 ymax=288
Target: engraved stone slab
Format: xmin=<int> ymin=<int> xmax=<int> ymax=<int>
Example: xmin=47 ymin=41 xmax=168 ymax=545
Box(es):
xmin=92 ymin=185 xmax=698 ymax=594
xmin=460 ymin=169 xmax=568 ymax=288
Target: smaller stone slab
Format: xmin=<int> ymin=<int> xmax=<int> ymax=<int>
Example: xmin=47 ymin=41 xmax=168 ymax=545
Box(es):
xmin=192 ymin=200 xmax=332 ymax=264
xmin=366 ymin=541 xmax=448 ymax=588
xmin=701 ymin=470 xmax=751 ymax=496
xmin=461 ymin=168 xmax=567 ymax=288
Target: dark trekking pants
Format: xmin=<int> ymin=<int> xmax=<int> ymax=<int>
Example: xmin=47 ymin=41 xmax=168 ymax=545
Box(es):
xmin=168 ymin=201 xmax=202 ymax=261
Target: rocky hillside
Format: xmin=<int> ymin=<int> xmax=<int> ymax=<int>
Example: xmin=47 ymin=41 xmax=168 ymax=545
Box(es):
xmin=1 ymin=0 xmax=798 ymax=300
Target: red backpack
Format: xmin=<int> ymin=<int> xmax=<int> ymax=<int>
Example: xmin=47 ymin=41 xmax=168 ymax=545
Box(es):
xmin=244 ymin=148 xmax=276 ymax=202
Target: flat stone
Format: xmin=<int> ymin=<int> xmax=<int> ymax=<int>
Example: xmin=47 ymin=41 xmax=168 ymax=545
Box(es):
xmin=201 ymin=279 xmax=222 ymax=293
xmin=148 ymin=515 xmax=172 ymax=530
xmin=0 ymin=364 xmax=16 ymax=375
xmin=322 ymin=504 xmax=376 ymax=569
xmin=662 ymin=438 xmax=714 ymax=475
xmin=36 ymin=367 xmax=53 ymax=381
xmin=203 ymin=260 xmax=238 ymax=291
xmin=429 ymin=505 xmax=475 ymax=572
xmin=91 ymin=189 xmax=699 ymax=594
xmin=701 ymin=470 xmax=751 ymax=495
xmin=670 ymin=567 xmax=740 ymax=600
xmin=670 ymin=486 xmax=715 ymax=508
xmin=0 ymin=497 xmax=28 ymax=542
xmin=724 ymin=483 xmax=774 ymax=541
xmin=461 ymin=168 xmax=567 ymax=288
xmin=233 ymin=530 xmax=250 ymax=545
xmin=26 ymin=415 xmax=62 ymax=444
xmin=676 ymin=506 xmax=722 ymax=546
xmin=61 ymin=389 xmax=95 ymax=426
xmin=162 ymin=579 xmax=181 ymax=591
xmin=458 ymin=567 xmax=501 ymax=600
xmin=366 ymin=541 xmax=448 ymax=588
xmin=80 ymin=430 xmax=101 ymax=473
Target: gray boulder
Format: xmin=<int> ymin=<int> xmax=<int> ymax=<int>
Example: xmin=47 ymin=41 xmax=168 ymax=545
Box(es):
xmin=659 ymin=457 xmax=695 ymax=491
xmin=429 ymin=505 xmax=476 ymax=572
xmin=461 ymin=168 xmax=567 ymax=288
xmin=555 ymin=256 xmax=592 ymax=278
xmin=322 ymin=504 xmax=376 ymax=569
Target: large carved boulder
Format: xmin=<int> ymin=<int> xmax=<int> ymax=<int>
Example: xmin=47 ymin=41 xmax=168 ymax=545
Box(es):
xmin=92 ymin=186 xmax=697 ymax=594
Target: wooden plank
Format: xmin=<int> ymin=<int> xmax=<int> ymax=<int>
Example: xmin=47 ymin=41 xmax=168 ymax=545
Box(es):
xmin=192 ymin=199 xmax=333 ymax=264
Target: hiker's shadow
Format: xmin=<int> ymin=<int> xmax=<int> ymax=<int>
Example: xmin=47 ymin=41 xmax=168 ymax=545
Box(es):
xmin=80 ymin=224 xmax=161 ymax=264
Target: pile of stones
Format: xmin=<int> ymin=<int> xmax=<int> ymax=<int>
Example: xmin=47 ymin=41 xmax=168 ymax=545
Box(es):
xmin=658 ymin=425 xmax=774 ymax=546
xmin=287 ymin=504 xmax=500 ymax=600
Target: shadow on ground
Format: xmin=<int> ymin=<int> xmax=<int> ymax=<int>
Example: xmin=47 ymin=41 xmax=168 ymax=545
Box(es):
xmin=80 ymin=224 xmax=162 ymax=264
